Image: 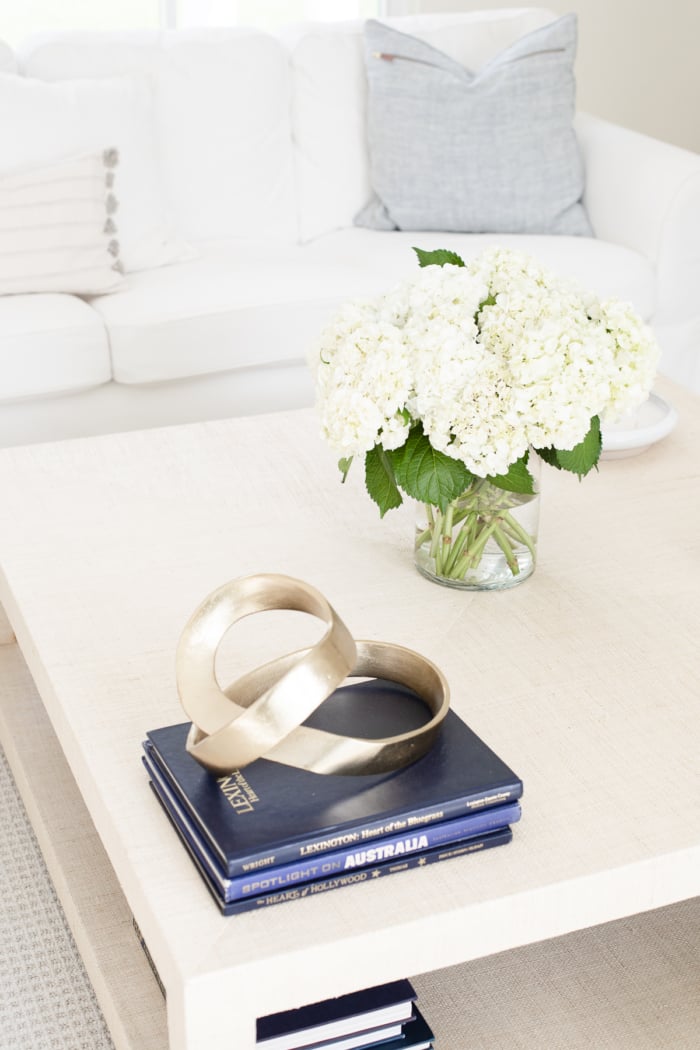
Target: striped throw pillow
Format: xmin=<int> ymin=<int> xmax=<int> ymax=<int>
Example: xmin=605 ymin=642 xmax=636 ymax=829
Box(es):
xmin=0 ymin=149 xmax=125 ymax=296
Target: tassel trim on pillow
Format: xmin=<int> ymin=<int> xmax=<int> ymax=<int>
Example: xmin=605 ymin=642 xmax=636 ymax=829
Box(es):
xmin=102 ymin=148 xmax=123 ymax=276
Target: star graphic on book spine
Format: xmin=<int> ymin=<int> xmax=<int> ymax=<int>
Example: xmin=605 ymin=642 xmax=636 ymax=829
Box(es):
xmin=371 ymin=870 xmax=381 ymax=878
xmin=418 ymin=857 xmax=427 ymax=866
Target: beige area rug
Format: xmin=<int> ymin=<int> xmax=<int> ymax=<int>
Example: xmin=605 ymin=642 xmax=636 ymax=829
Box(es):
xmin=0 ymin=745 xmax=114 ymax=1050
xmin=414 ymin=893 xmax=700 ymax=1048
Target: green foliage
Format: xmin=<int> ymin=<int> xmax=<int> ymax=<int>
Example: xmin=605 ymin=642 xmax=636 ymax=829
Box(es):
xmin=390 ymin=426 xmax=473 ymax=512
xmin=554 ymin=416 xmax=601 ymax=477
xmin=476 ymin=292 xmax=497 ymax=315
xmin=487 ymin=454 xmax=536 ymax=495
xmin=536 ymin=445 xmax=561 ymax=470
xmin=535 ymin=416 xmax=602 ymax=478
xmin=413 ymin=247 xmax=465 ymax=269
xmin=364 ymin=446 xmax=403 ymax=517
xmin=338 ymin=457 xmax=353 ymax=483
xmin=362 ymin=415 xmax=602 ymax=515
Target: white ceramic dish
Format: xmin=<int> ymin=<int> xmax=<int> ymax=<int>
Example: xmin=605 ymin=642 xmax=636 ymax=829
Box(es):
xmin=601 ymin=392 xmax=678 ymax=459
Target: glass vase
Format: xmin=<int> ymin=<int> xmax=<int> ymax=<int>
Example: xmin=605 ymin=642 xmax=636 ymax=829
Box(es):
xmin=414 ymin=460 xmax=541 ymax=591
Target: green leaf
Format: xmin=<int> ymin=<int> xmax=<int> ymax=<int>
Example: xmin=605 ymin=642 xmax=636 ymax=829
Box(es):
xmin=535 ymin=445 xmax=561 ymax=470
xmin=553 ymin=416 xmax=602 ymax=478
xmin=488 ymin=454 xmax=536 ymax=495
xmin=413 ymin=247 xmax=465 ymax=269
xmin=473 ymin=292 xmax=497 ymax=326
xmin=364 ymin=446 xmax=403 ymax=517
xmin=338 ymin=457 xmax=353 ymax=483
xmin=535 ymin=416 xmax=602 ymax=479
xmin=392 ymin=426 xmax=472 ymax=511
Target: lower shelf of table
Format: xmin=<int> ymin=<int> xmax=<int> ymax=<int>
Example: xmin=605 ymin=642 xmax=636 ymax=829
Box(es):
xmin=0 ymin=639 xmax=698 ymax=1050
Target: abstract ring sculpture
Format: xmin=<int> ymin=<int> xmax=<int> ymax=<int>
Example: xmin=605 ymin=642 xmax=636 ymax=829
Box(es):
xmin=176 ymin=573 xmax=450 ymax=776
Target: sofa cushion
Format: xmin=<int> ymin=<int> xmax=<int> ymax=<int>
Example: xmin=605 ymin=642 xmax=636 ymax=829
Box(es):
xmin=285 ymin=8 xmax=558 ymax=242
xmin=88 ymin=239 xmax=364 ymax=384
xmin=356 ymin=16 xmax=591 ymax=236
xmin=0 ymin=70 xmax=186 ymax=273
xmin=0 ymin=150 xmax=124 ymax=296
xmin=0 ymin=294 xmax=111 ymax=401
xmin=89 ymin=231 xmax=655 ymax=388
xmin=22 ymin=31 xmax=298 ymax=244
xmin=305 ymin=229 xmax=656 ymax=318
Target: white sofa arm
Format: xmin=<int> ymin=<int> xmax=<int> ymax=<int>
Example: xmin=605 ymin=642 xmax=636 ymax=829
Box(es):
xmin=576 ymin=112 xmax=700 ymax=325
xmin=576 ymin=112 xmax=700 ymax=389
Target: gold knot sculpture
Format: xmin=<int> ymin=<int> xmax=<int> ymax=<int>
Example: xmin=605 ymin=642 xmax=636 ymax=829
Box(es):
xmin=175 ymin=574 xmax=450 ymax=776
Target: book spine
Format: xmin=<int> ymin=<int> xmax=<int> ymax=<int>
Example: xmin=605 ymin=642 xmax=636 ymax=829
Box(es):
xmin=221 ymin=828 xmax=513 ymax=916
xmin=224 ymin=802 xmax=520 ymax=902
xmin=226 ymin=782 xmax=521 ymax=877
xmin=146 ymin=753 xmax=519 ymax=903
xmin=149 ymin=778 xmax=512 ymax=916
xmin=146 ymin=737 xmax=522 ymax=877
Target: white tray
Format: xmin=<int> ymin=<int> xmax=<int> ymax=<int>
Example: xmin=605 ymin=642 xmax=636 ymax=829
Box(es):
xmin=601 ymin=392 xmax=678 ymax=459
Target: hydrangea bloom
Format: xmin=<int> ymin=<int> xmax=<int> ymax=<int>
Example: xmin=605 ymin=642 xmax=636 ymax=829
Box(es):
xmin=312 ymin=247 xmax=659 ymax=479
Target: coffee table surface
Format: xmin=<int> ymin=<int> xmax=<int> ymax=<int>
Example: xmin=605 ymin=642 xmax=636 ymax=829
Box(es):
xmin=0 ymin=377 xmax=698 ymax=1050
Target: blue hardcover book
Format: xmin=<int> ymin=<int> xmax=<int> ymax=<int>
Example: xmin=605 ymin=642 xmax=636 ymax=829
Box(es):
xmin=258 ymin=1003 xmax=434 ymax=1050
xmin=323 ymin=1009 xmax=433 ymax=1050
xmin=144 ymin=749 xmax=520 ymax=903
xmin=144 ymin=678 xmax=522 ymax=879
xmin=358 ymin=1007 xmax=433 ymax=1050
xmin=257 ymin=978 xmax=416 ymax=1050
xmin=149 ymin=780 xmax=513 ymax=916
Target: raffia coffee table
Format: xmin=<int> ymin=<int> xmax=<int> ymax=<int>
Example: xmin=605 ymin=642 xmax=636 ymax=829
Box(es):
xmin=0 ymin=376 xmax=698 ymax=1050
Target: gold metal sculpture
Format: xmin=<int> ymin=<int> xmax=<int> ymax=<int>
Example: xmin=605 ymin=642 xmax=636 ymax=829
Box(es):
xmin=176 ymin=574 xmax=449 ymax=776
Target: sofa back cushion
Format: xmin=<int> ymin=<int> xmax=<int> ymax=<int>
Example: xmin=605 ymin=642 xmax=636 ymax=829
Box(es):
xmin=21 ymin=30 xmax=297 ymax=243
xmin=284 ymin=8 xmax=560 ymax=242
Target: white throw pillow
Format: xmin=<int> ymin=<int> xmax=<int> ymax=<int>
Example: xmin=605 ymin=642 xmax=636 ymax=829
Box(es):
xmin=0 ymin=150 xmax=124 ymax=296
xmin=0 ymin=71 xmax=188 ymax=272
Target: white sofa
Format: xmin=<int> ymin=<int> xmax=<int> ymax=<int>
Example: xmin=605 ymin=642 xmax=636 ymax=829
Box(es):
xmin=1 ymin=7 xmax=700 ymax=448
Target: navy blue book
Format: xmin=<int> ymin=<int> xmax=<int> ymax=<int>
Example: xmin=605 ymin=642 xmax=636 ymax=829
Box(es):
xmin=257 ymin=1003 xmax=434 ymax=1050
xmin=257 ymin=978 xmax=416 ymax=1050
xmin=144 ymin=679 xmax=522 ymax=879
xmin=149 ymin=779 xmax=513 ymax=916
xmin=358 ymin=1007 xmax=434 ymax=1050
xmin=292 ymin=1008 xmax=433 ymax=1050
xmin=326 ymin=1008 xmax=434 ymax=1050
xmin=144 ymin=748 xmax=520 ymax=903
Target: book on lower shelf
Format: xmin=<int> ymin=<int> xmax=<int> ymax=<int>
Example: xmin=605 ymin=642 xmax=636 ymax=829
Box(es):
xmin=142 ymin=678 xmax=522 ymax=913
xmin=256 ymin=980 xmax=434 ymax=1050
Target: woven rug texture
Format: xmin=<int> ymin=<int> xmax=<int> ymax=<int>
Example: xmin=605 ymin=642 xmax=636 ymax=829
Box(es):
xmin=0 ymin=745 xmax=114 ymax=1050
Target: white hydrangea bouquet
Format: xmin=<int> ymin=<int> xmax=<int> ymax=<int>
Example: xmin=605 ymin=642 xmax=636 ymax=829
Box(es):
xmin=312 ymin=247 xmax=659 ymax=589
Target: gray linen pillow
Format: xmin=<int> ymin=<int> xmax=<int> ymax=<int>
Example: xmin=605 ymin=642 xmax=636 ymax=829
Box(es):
xmin=356 ymin=15 xmax=592 ymax=236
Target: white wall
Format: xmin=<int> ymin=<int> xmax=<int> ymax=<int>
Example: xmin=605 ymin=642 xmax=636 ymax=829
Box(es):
xmin=385 ymin=0 xmax=700 ymax=154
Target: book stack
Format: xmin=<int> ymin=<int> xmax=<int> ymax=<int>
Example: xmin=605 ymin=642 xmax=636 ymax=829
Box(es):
xmin=142 ymin=679 xmax=523 ymax=915
xmin=256 ymin=980 xmax=433 ymax=1050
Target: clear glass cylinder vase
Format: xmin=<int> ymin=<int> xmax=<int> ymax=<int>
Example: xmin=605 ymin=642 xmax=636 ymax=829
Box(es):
xmin=414 ymin=458 xmax=541 ymax=591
